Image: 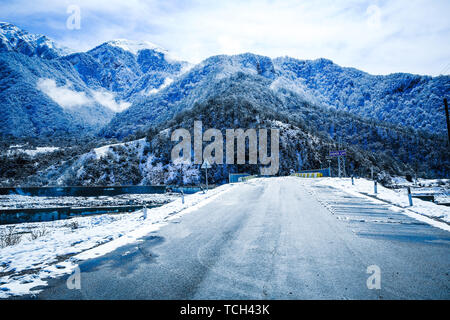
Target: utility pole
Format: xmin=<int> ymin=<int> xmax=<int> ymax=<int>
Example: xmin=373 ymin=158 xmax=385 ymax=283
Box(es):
xmin=342 ymin=156 xmax=346 ymax=177
xmin=328 ymin=159 xmax=331 ymax=177
xmin=338 ymin=156 xmax=341 ymax=178
xmin=337 ymin=138 xmax=346 ymax=178
xmin=444 ymin=98 xmax=450 ymax=145
xmin=337 ymin=139 xmax=341 ymax=178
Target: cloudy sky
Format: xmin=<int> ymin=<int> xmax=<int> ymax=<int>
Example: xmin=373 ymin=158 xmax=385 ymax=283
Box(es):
xmin=1 ymin=0 xmax=449 ymax=76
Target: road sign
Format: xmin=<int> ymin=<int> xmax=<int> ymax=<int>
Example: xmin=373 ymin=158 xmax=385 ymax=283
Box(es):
xmin=201 ymin=159 xmax=212 ymax=169
xmin=329 ymin=150 xmax=346 ymax=157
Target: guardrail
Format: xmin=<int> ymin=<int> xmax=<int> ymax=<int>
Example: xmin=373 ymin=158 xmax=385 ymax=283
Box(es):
xmin=0 ymin=185 xmax=167 ymax=197
xmin=291 ymin=172 xmax=324 ymax=178
xmin=239 ymin=175 xmax=258 ymax=182
xmin=0 ymin=204 xmax=161 ymax=225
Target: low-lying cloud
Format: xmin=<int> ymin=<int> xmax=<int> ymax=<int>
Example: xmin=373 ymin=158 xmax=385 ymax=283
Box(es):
xmin=37 ymin=78 xmax=131 ymax=112
xmin=37 ymin=78 xmax=91 ymax=109
xmin=91 ymin=90 xmax=131 ymax=112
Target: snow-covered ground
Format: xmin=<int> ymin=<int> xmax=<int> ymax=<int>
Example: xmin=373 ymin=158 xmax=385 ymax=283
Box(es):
xmin=313 ymin=178 xmax=450 ymax=225
xmin=0 ymin=183 xmax=236 ymax=298
xmin=391 ymin=176 xmax=449 ymax=188
xmin=0 ymin=193 xmax=178 ymax=209
xmin=6 ymin=146 xmax=60 ymax=157
xmin=92 ymin=138 xmax=147 ymax=160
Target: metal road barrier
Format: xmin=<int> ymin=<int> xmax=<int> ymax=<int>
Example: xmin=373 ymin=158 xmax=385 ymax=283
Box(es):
xmin=229 ymin=173 xmax=250 ymax=183
xmin=291 ymin=172 xmax=324 ymax=178
xmin=239 ymin=175 xmax=258 ymax=182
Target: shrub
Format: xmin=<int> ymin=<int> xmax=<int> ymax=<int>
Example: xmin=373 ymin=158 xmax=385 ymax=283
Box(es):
xmin=0 ymin=226 xmax=22 ymax=248
xmin=29 ymin=226 xmax=49 ymax=240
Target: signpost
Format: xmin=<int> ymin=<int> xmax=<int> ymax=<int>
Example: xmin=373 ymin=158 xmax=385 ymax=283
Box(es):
xmin=329 ymin=150 xmax=347 ymax=157
xmin=201 ymin=159 xmax=212 ymax=191
xmin=329 ymin=150 xmax=346 ymax=178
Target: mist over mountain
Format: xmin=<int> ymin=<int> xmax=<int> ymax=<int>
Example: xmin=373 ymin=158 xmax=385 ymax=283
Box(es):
xmin=0 ymin=52 xmax=114 ymax=138
xmin=0 ymin=24 xmax=190 ymax=139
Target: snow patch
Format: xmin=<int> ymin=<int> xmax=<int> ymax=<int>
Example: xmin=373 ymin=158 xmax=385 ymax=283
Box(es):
xmin=107 ymin=39 xmax=165 ymax=56
xmin=93 ymin=138 xmax=147 ymax=160
xmin=7 ymin=146 xmax=60 ymax=157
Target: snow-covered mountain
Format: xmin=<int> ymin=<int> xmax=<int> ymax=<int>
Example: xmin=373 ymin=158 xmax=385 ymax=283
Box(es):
xmin=63 ymin=39 xmax=190 ymax=100
xmin=1 ymin=20 xmax=449 ymax=170
xmin=17 ymin=79 xmax=449 ymax=186
xmin=273 ymin=57 xmax=450 ymax=133
xmin=0 ymin=22 xmax=71 ymax=59
xmin=100 ymin=53 xmax=278 ymax=137
xmin=0 ymin=51 xmax=115 ymax=138
xmin=1 ymin=22 xmax=448 ymax=185
xmin=102 ymin=52 xmax=450 ymax=138
xmin=0 ymin=24 xmax=190 ymax=139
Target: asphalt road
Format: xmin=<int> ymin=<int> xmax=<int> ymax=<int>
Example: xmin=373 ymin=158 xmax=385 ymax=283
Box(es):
xmin=33 ymin=177 xmax=450 ymax=299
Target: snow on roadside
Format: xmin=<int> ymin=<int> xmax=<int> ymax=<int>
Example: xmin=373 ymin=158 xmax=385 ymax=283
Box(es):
xmin=0 ymin=183 xmax=236 ymax=298
xmin=313 ymin=178 xmax=450 ymax=228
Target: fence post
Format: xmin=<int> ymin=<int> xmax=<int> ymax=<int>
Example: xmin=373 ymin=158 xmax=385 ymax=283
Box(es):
xmin=143 ymin=205 xmax=147 ymax=219
xmin=181 ymin=190 xmax=185 ymax=204
xmin=407 ymin=187 xmax=413 ymax=206
xmin=374 ymin=181 xmax=378 ymax=194
xmin=351 ymin=176 xmax=354 ymax=185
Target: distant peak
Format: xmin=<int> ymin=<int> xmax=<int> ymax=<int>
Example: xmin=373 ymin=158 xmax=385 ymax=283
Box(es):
xmin=105 ymin=39 xmax=167 ymax=55
xmin=0 ymin=21 xmax=73 ymax=58
xmin=0 ymin=22 xmax=18 ymax=29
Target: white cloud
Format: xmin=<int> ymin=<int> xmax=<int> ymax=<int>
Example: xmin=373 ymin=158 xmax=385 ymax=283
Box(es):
xmin=37 ymin=78 xmax=91 ymax=109
xmin=145 ymin=77 xmax=174 ymax=95
xmin=91 ymin=89 xmax=131 ymax=112
xmin=37 ymin=78 xmax=131 ymax=112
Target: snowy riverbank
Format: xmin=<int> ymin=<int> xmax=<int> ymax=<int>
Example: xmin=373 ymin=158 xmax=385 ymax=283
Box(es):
xmin=0 ymin=183 xmax=236 ymax=298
